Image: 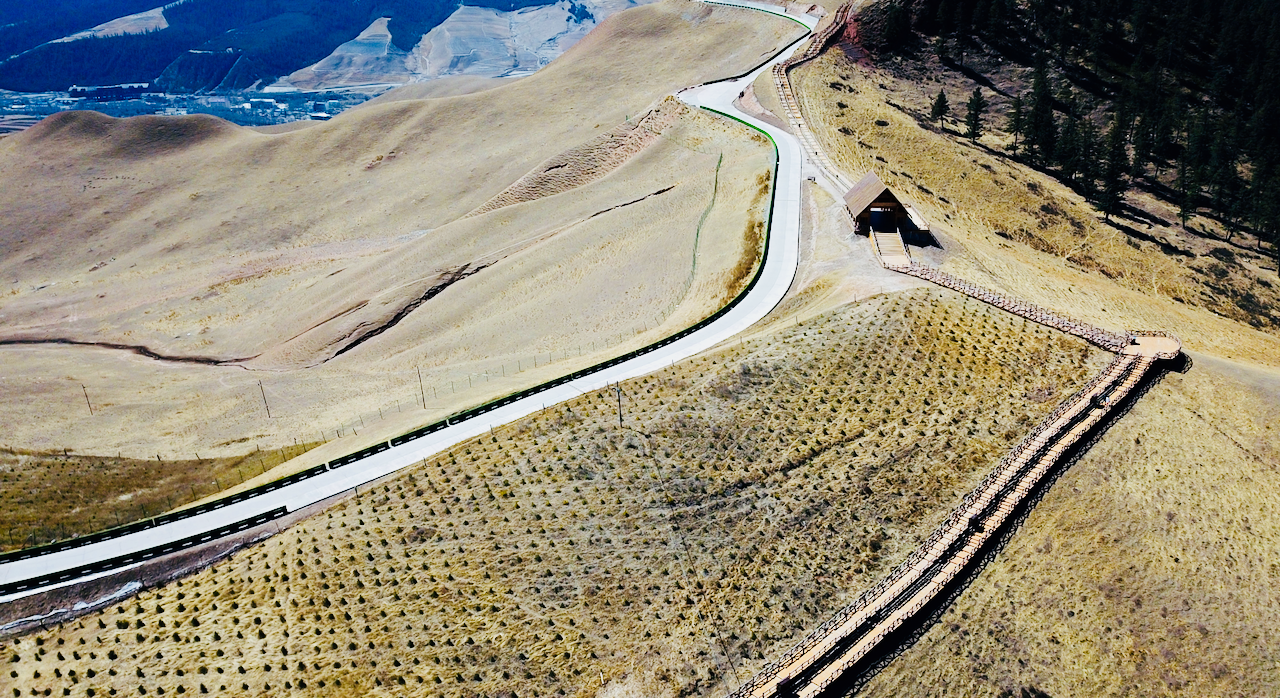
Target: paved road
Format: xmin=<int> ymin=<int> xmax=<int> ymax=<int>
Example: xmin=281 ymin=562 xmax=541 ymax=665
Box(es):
xmin=0 ymin=2 xmax=820 ymax=603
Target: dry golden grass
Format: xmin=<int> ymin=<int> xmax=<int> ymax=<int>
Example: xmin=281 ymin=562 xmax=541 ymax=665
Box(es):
xmin=0 ymin=101 xmax=778 ymax=545
xmin=790 ymin=48 xmax=1280 ymax=367
xmin=0 ymin=0 xmax=801 ymax=458
xmin=761 ymin=35 xmax=1280 ymax=696
xmin=359 ymin=75 xmax=521 ymax=106
xmin=860 ymin=358 xmax=1280 ymax=697
xmin=0 ymin=0 xmax=806 ymax=538
xmin=466 ymin=98 xmax=686 ymax=217
xmin=4 ymin=288 xmax=1106 ymax=697
xmin=0 ymin=443 xmax=319 ymax=552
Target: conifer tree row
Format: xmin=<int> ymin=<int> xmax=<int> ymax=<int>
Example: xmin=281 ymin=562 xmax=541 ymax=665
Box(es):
xmin=866 ymin=0 xmax=1280 ymax=260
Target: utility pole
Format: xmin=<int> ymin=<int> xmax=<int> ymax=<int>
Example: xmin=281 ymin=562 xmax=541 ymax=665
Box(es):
xmin=81 ymin=385 xmax=94 ymax=416
xmin=258 ymin=381 xmax=271 ymax=418
xmin=417 ymin=367 xmax=426 ymax=408
xmin=614 ymin=384 xmax=623 ymax=428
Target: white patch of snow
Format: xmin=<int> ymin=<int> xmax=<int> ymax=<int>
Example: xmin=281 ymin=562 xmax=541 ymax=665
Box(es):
xmin=268 ymin=0 xmax=657 ymax=92
xmin=269 ymin=17 xmax=413 ymax=91
xmin=413 ymin=0 xmax=655 ymax=80
xmin=52 ymin=4 xmax=175 ymax=43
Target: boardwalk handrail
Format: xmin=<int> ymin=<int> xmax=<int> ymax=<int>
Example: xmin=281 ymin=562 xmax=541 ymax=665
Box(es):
xmin=719 ymin=7 xmax=1175 ymax=688
xmin=890 ymin=262 xmax=1131 ymax=352
xmin=724 ymin=252 xmax=1178 ymax=698
xmin=723 ymin=349 xmax=1140 ymax=698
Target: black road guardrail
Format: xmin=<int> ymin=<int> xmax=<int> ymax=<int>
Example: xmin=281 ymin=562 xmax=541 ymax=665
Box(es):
xmin=0 ymin=81 xmax=786 ymax=596
xmin=0 ymin=508 xmax=288 ymax=597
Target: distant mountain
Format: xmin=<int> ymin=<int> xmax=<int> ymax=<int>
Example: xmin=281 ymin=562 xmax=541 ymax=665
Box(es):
xmin=0 ymin=0 xmax=560 ymax=93
xmin=270 ymin=0 xmax=639 ymax=92
xmin=0 ymin=0 xmax=166 ymax=61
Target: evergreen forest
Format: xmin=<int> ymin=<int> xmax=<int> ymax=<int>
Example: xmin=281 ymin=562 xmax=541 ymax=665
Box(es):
xmin=865 ymin=0 xmax=1280 ymax=262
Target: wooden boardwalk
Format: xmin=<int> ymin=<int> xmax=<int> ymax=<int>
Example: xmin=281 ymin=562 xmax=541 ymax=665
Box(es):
xmin=870 ymin=231 xmax=910 ymax=267
xmin=725 ymin=322 xmax=1175 ymax=698
xmin=886 ymin=261 xmax=1133 ymax=353
xmin=771 ymin=2 xmax=855 ymax=192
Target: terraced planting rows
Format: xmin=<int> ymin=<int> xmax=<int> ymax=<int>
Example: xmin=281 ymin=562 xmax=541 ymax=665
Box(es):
xmin=4 ymin=289 xmax=1108 ymax=698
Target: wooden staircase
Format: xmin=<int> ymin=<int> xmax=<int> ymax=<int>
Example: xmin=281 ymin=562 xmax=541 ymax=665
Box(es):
xmin=770 ymin=3 xmax=856 ymax=191
xmin=872 ymin=230 xmax=910 ymax=268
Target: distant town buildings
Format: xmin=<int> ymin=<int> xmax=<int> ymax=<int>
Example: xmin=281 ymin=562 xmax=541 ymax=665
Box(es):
xmin=67 ymin=83 xmax=152 ymax=100
xmin=0 ymin=87 xmax=370 ymax=131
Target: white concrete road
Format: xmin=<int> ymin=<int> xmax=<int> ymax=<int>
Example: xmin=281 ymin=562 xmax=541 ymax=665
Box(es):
xmin=0 ymin=2 xmax=821 ymax=603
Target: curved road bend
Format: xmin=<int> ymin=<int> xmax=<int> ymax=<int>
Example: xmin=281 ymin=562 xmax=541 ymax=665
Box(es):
xmin=0 ymin=2 xmax=821 ymax=604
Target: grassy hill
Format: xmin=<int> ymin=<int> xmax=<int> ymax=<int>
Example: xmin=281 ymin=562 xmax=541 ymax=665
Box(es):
xmin=849 ymin=0 xmax=1280 ymax=329
xmin=4 ymin=1 xmax=1278 ymax=695
xmin=0 ymin=0 xmax=802 ymax=548
xmin=790 ymin=38 xmax=1280 ymax=364
xmin=778 ymin=4 xmax=1280 ymax=692
xmin=861 ymin=355 xmax=1280 ymax=696
xmin=849 ymin=0 xmax=1280 ymax=266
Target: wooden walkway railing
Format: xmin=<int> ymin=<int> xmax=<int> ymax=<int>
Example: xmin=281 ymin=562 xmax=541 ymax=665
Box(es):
xmin=886 ymin=261 xmax=1132 ymax=353
xmin=723 ymin=239 xmax=1180 ymax=697
xmin=772 ymin=2 xmax=855 ymax=191
xmin=725 ymin=339 xmax=1168 ymax=698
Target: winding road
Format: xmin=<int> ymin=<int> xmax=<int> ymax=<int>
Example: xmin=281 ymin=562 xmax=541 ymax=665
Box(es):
xmin=0 ymin=1 xmax=821 ymax=604
xmin=2 ymin=7 xmax=1182 ymax=698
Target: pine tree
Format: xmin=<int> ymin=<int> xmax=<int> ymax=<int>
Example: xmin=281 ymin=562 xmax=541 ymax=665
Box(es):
xmin=1129 ymin=115 xmax=1152 ymax=178
xmin=1077 ymin=117 xmax=1101 ymax=194
xmin=1006 ymin=92 xmax=1024 ymax=153
xmin=1086 ymin=16 xmax=1105 ymax=67
xmin=1026 ymin=59 xmax=1057 ymax=163
xmin=1177 ymin=153 xmax=1198 ymax=227
xmin=1056 ymin=111 xmax=1082 ymax=182
xmin=883 ymin=3 xmax=913 ymax=49
xmin=930 ymin=89 xmax=950 ymax=123
xmin=1207 ymin=121 xmax=1240 ymax=232
xmin=965 ymin=88 xmax=988 ymax=140
xmin=1254 ymin=167 xmax=1280 ymax=266
xmin=1185 ymin=110 xmax=1211 ymax=183
xmin=934 ymin=0 xmax=958 ymax=35
xmin=1099 ymin=114 xmax=1129 ymax=218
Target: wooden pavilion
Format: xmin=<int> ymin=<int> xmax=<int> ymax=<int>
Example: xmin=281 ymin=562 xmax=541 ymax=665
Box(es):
xmin=844 ymin=172 xmax=909 ymax=233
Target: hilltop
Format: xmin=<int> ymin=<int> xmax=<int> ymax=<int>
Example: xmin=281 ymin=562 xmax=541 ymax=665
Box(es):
xmin=0 ymin=0 xmax=644 ymax=93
